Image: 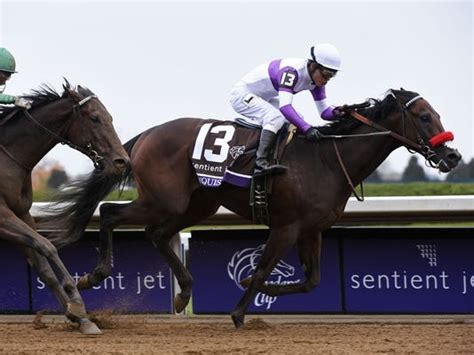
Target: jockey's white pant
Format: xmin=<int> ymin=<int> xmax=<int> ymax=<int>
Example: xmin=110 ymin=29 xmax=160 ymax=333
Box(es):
xmin=230 ymin=85 xmax=286 ymax=134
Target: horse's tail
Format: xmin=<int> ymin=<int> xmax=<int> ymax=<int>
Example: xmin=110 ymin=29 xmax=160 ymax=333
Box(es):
xmin=41 ymin=133 xmax=142 ymax=248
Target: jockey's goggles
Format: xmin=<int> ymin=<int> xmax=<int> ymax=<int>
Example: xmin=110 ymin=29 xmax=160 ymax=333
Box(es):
xmin=319 ymin=66 xmax=337 ymax=80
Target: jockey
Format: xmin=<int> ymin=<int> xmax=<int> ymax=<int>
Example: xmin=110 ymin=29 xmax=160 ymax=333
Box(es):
xmin=230 ymin=43 xmax=345 ymax=175
xmin=0 ymin=47 xmax=32 ymax=109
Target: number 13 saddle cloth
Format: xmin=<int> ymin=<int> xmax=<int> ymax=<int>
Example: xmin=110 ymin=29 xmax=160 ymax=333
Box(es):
xmin=191 ymin=119 xmax=291 ymax=188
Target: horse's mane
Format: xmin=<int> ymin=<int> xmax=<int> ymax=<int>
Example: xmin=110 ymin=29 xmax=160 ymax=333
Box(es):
xmin=0 ymin=79 xmax=95 ymax=120
xmin=317 ymin=89 xmax=420 ymax=136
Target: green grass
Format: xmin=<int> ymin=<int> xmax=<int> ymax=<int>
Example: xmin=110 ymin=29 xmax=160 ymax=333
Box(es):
xmin=33 ymin=182 xmax=474 ymax=202
xmin=104 ymin=189 xmax=139 ymax=201
xmin=360 ymin=182 xmax=474 ymax=196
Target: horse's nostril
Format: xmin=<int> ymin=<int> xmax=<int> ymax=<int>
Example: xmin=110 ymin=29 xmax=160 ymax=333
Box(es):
xmin=448 ymin=151 xmax=462 ymax=162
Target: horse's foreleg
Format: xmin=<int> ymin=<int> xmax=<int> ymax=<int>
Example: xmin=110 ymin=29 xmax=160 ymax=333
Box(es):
xmin=0 ymin=211 xmax=100 ymax=334
xmin=250 ymin=231 xmax=321 ymax=297
xmin=77 ymin=201 xmax=152 ymax=289
xmin=22 ymin=248 xmax=100 ymax=334
xmin=23 ymin=248 xmax=69 ymax=307
xmin=231 ymin=225 xmax=298 ymax=328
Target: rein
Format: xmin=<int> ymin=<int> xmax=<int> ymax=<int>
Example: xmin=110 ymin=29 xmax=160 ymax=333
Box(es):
xmin=349 ymin=110 xmax=423 ymax=151
xmin=332 ymin=140 xmax=365 ymax=201
xmin=21 ymin=94 xmax=104 ymax=169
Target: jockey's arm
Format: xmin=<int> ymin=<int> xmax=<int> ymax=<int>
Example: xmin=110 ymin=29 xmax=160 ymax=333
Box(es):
xmin=310 ymin=86 xmax=336 ymax=121
xmin=278 ymin=91 xmax=312 ymax=133
xmin=276 ymin=67 xmax=312 ymax=133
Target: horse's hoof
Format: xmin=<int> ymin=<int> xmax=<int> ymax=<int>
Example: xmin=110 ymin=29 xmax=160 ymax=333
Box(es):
xmin=231 ymin=312 xmax=244 ymax=329
xmin=239 ymin=276 xmax=252 ymax=289
xmin=77 ymin=274 xmax=91 ymax=290
xmin=79 ymin=319 xmax=102 ymax=335
xmin=174 ymin=293 xmax=190 ymax=313
xmin=66 ymin=302 xmax=87 ymax=321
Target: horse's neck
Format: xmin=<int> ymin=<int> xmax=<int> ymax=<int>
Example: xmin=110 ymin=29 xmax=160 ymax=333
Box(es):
xmin=2 ymin=101 xmax=70 ymax=172
xmin=323 ymin=125 xmax=400 ymax=186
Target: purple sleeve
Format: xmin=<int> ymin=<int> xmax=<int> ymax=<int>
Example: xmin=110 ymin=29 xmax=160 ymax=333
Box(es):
xmin=321 ymin=107 xmax=335 ymax=120
xmin=280 ymin=104 xmax=312 ymax=132
xmin=311 ymin=85 xmax=335 ymax=120
xmin=310 ymin=86 xmax=326 ymax=101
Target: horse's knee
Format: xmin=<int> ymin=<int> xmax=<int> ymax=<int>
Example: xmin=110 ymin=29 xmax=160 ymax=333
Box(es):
xmin=250 ymin=270 xmax=267 ymax=286
xmin=62 ymin=278 xmax=77 ymax=293
xmin=94 ymin=264 xmax=112 ymax=280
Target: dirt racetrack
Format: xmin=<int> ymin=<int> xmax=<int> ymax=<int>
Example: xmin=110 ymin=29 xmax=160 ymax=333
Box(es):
xmin=0 ymin=314 xmax=472 ymax=354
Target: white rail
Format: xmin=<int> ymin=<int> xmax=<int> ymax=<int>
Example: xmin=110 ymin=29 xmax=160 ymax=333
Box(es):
xmin=31 ymin=196 xmax=474 ymax=226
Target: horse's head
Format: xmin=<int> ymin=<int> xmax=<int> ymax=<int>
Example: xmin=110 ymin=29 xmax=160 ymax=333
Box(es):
xmin=383 ymin=90 xmax=461 ymax=173
xmin=60 ymin=82 xmax=129 ymax=175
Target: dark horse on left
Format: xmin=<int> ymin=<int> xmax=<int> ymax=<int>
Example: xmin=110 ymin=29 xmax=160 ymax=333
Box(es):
xmin=0 ymin=80 xmax=129 ymax=334
xmin=43 ymin=89 xmax=461 ymax=328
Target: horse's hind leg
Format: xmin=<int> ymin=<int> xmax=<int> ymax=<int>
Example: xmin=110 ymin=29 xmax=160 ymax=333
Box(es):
xmin=231 ymin=224 xmax=299 ymax=328
xmin=146 ymin=224 xmax=192 ymax=313
xmin=244 ymin=231 xmax=322 ymax=297
xmin=146 ymin=194 xmax=220 ymax=313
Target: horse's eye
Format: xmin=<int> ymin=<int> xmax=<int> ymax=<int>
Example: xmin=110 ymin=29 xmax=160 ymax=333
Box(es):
xmin=420 ymin=114 xmax=431 ymax=122
xmin=91 ymin=116 xmax=99 ymax=123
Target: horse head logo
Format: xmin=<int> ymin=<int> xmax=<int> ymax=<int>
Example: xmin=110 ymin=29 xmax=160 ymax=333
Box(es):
xmin=229 ymin=145 xmax=246 ymax=160
xmin=227 ymin=244 xmax=295 ymax=290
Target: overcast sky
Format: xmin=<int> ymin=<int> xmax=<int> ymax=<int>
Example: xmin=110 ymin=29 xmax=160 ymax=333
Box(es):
xmin=1 ymin=0 xmax=472 ymax=178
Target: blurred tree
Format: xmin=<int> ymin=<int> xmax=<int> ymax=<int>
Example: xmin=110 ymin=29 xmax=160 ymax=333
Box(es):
xmin=446 ymin=158 xmax=474 ymax=182
xmin=47 ymin=168 xmax=69 ymax=189
xmin=32 ymin=164 xmax=50 ymax=190
xmin=401 ymin=156 xmax=427 ymax=182
xmin=366 ymin=169 xmax=382 ymax=182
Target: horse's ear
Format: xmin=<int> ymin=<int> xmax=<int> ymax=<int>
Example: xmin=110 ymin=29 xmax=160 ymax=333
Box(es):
xmin=62 ymin=77 xmax=71 ymax=91
xmin=64 ymin=86 xmax=81 ymax=102
xmin=77 ymin=85 xmax=87 ymax=96
xmin=77 ymin=85 xmax=95 ymax=97
xmin=385 ymin=89 xmax=396 ymax=99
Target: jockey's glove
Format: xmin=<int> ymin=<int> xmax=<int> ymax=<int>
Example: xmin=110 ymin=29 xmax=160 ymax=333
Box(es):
xmin=305 ymin=127 xmax=322 ymax=141
xmin=15 ymin=97 xmax=33 ymax=110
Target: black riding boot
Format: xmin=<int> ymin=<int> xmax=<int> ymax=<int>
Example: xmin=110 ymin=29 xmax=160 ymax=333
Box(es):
xmin=254 ymin=129 xmax=287 ymax=176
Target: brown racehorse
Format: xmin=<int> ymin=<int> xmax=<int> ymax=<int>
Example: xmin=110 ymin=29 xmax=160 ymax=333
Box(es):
xmin=0 ymin=81 xmax=129 ymax=334
xmin=44 ymin=89 xmax=461 ymax=328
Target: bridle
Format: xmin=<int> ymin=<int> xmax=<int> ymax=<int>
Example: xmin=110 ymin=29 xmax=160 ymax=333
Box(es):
xmin=22 ymin=94 xmax=104 ymax=169
xmin=349 ymin=93 xmax=454 ymax=167
xmin=330 ymin=92 xmax=454 ymax=201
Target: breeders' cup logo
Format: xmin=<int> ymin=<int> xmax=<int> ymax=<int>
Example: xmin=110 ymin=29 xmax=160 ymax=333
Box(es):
xmin=229 ymin=145 xmax=246 ymax=160
xmin=227 ymin=244 xmax=298 ymax=310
